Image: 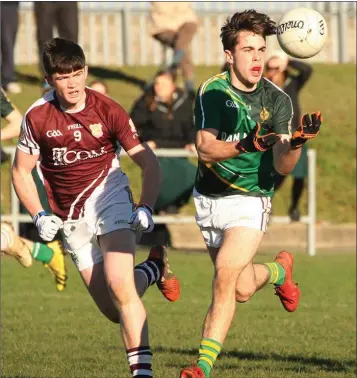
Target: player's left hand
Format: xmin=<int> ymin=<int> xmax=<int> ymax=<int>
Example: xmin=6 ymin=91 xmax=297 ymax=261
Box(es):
xmin=291 ymin=112 xmax=322 ymax=148
xmin=128 ymin=204 xmax=154 ymax=233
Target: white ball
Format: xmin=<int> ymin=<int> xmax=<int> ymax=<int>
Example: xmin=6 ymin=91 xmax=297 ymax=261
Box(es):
xmin=276 ymin=8 xmax=328 ymax=59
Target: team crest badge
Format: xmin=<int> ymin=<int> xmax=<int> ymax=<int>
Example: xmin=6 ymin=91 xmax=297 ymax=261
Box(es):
xmin=260 ymin=107 xmax=270 ymax=121
xmin=89 ymin=123 xmax=103 ymax=138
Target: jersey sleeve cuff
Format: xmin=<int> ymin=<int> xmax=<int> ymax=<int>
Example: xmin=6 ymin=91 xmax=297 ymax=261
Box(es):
xmin=17 ymin=143 xmax=40 ymax=155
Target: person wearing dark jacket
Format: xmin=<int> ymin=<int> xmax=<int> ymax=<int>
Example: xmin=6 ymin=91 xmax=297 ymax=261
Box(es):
xmin=264 ymin=51 xmax=313 ymax=221
xmin=131 ymin=70 xmax=196 ymax=216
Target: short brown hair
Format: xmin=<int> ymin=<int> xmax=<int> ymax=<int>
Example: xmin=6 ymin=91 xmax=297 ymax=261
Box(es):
xmin=42 ymin=38 xmax=86 ymax=76
xmin=220 ymin=10 xmax=276 ymax=51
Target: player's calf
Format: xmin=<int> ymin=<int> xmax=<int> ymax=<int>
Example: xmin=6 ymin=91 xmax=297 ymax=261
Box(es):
xmin=235 ymin=284 xmax=256 ymax=303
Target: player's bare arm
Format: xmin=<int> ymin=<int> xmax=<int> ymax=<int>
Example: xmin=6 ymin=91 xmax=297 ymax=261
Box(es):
xmin=196 ymin=128 xmax=241 ymax=163
xmin=126 ymin=142 xmax=161 ymax=209
xmin=12 ymin=149 xmax=43 ymax=217
xmin=197 ymin=125 xmax=281 ymax=164
xmin=273 ymin=136 xmax=302 ymax=175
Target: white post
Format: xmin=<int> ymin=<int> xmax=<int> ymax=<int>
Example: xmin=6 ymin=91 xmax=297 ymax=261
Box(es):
xmin=307 ymin=149 xmax=317 ymax=256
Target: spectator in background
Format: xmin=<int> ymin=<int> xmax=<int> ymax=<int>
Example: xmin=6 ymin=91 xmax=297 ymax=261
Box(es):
xmin=1 ymin=88 xmax=22 ymax=143
xmin=130 ymin=70 xmax=196 ymax=245
xmin=88 ymin=80 xmax=109 ymax=96
xmin=264 ymin=51 xmax=313 ymax=222
xmin=148 ymin=2 xmax=198 ymax=95
xmin=1 ymin=1 xmax=21 ymax=94
xmin=34 ymin=2 xmax=78 ymax=90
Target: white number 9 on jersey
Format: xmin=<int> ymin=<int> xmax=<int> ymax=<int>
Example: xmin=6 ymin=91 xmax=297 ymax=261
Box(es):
xmin=74 ymin=130 xmax=82 ymax=142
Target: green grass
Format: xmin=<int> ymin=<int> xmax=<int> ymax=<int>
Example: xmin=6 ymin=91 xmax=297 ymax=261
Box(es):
xmin=1 ymin=64 xmax=356 ymax=222
xmin=1 ymin=250 xmax=356 ymax=378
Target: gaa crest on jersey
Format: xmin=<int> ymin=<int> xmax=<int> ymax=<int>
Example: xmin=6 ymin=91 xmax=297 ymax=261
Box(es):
xmin=260 ymin=107 xmax=270 ymax=121
xmin=89 ymin=123 xmax=103 ymax=138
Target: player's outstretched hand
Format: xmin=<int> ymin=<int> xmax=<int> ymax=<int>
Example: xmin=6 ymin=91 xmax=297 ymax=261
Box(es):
xmin=128 ymin=204 xmax=154 ymax=233
xmin=291 ymin=112 xmax=322 ymax=148
xmin=33 ymin=211 xmax=63 ymax=242
xmin=237 ymin=123 xmax=281 ymax=153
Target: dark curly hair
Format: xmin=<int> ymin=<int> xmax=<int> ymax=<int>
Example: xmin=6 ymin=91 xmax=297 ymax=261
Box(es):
xmin=220 ymin=10 xmax=276 ymax=51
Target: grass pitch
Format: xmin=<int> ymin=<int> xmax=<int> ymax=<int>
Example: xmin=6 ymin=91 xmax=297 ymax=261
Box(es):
xmin=1 ymin=249 xmax=356 ymax=378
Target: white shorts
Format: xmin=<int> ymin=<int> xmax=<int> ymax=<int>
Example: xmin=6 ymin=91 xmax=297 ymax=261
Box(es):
xmin=62 ymin=170 xmax=135 ymax=271
xmin=193 ymin=188 xmax=272 ymax=248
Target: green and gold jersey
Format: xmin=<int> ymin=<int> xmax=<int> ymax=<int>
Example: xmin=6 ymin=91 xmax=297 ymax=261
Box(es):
xmin=194 ymin=71 xmax=293 ymax=198
xmin=1 ymin=89 xmax=15 ymax=118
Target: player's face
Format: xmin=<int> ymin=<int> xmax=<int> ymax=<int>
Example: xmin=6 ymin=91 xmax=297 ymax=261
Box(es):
xmin=225 ymin=31 xmax=266 ymax=89
xmin=47 ymin=66 xmax=88 ymax=109
xmin=154 ymin=73 xmax=176 ymax=101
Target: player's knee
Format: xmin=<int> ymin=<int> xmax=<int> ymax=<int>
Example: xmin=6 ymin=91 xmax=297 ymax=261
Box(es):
xmin=107 ymin=276 xmax=136 ymax=307
xmin=214 ymin=267 xmax=242 ymax=293
xmin=235 ymin=285 xmax=256 ymax=303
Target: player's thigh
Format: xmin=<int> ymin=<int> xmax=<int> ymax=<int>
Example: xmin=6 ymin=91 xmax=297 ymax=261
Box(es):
xmin=80 ymin=262 xmax=119 ymax=323
xmin=216 ymin=226 xmax=264 ymax=272
xmin=98 ymin=229 xmax=137 ymax=297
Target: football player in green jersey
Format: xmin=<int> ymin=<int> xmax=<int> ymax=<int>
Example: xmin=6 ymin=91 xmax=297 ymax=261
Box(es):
xmin=180 ymin=10 xmax=322 ymax=378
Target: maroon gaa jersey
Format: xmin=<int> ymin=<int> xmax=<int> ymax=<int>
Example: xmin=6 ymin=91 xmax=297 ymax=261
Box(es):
xmin=17 ymin=88 xmax=141 ymax=220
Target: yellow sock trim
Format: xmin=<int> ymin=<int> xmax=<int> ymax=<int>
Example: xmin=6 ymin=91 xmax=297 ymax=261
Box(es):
xmin=266 ymin=263 xmax=279 ymax=284
xmin=199 ymin=348 xmax=217 ymax=359
xmin=201 ymin=340 xmax=221 ymax=353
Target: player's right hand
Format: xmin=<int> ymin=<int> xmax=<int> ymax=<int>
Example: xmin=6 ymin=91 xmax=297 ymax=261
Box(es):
xmin=33 ymin=211 xmax=63 ymax=242
xmin=236 ymin=123 xmax=281 ymax=153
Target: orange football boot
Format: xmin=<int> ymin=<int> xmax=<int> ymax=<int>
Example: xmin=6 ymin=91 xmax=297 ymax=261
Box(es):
xmin=180 ymin=365 xmax=206 ymax=378
xmin=274 ymin=250 xmax=300 ymax=312
xmin=147 ymin=245 xmax=180 ymax=302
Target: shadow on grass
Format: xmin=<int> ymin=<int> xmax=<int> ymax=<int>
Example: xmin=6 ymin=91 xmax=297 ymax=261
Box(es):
xmin=2 ymin=376 xmax=60 ymax=378
xmin=89 ymin=66 xmax=147 ymax=90
xmin=15 ymin=71 xmax=42 ymax=85
xmin=154 ymin=346 xmax=355 ymax=373
xmin=15 ymin=66 xmax=149 ymax=90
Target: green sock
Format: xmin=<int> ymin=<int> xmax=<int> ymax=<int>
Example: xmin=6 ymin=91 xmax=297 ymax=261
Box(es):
xmin=264 ymin=262 xmax=285 ymax=286
xmin=31 ymin=243 xmax=53 ymax=264
xmin=197 ymin=338 xmax=222 ymax=378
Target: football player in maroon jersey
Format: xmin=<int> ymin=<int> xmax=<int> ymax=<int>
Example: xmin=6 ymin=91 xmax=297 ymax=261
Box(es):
xmin=12 ymin=38 xmax=180 ymax=378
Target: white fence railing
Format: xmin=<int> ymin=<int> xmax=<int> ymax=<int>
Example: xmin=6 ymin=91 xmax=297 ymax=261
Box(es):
xmin=2 ymin=146 xmax=317 ymax=256
xmin=15 ymin=2 xmax=356 ymax=66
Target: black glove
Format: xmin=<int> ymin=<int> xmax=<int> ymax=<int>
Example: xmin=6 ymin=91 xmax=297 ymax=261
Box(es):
xmin=236 ymin=123 xmax=281 ymax=153
xmin=291 ymin=112 xmax=322 ymax=148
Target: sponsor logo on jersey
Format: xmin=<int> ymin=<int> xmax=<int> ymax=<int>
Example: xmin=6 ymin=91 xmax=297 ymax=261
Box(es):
xmin=225 ymin=100 xmax=239 ymax=108
xmin=89 ymin=123 xmax=103 ymax=138
xmin=260 ymin=107 xmax=270 ymax=121
xmin=52 ymin=146 xmax=107 ymax=166
xmin=46 ymin=130 xmax=63 ymax=137
xmin=221 ymin=132 xmax=247 ymax=142
xmin=67 ymin=123 xmax=83 ymax=130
